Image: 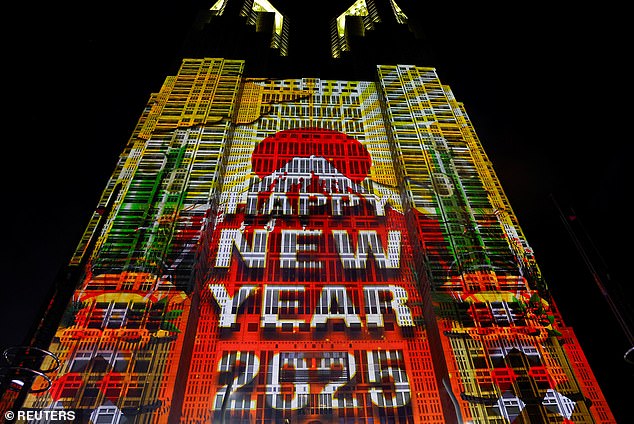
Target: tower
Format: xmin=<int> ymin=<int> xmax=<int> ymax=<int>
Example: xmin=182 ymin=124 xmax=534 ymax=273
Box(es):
xmin=0 ymin=1 xmax=622 ymax=423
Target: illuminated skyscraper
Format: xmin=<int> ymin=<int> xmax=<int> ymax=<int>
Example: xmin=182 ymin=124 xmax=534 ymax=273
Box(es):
xmin=0 ymin=1 xmax=618 ymax=423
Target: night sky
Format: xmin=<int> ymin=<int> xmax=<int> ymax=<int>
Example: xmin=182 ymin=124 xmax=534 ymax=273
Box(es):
xmin=1 ymin=1 xmax=631 ymax=421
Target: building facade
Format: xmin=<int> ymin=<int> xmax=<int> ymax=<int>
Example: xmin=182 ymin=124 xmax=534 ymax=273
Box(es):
xmin=1 ymin=1 xmax=616 ymax=423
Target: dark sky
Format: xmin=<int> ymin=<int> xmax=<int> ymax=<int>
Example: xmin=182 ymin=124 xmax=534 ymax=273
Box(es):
xmin=1 ymin=1 xmax=631 ymax=421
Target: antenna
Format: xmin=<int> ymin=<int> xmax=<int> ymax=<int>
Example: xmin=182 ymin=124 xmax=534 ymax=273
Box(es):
xmin=550 ymin=194 xmax=634 ymax=364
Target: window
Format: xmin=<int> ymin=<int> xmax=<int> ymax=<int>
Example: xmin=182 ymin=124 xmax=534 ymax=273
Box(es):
xmin=90 ymin=406 xmax=121 ymax=424
xmin=69 ymin=351 xmax=92 ymax=373
xmin=103 ymin=302 xmax=129 ymax=329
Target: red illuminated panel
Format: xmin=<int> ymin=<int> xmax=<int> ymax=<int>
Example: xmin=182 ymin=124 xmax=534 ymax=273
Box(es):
xmin=182 ymin=128 xmax=443 ymax=423
xmin=252 ymin=128 xmax=372 ymax=183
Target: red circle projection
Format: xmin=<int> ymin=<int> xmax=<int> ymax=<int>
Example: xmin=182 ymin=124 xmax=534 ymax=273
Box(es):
xmin=251 ymin=128 xmax=372 ymax=183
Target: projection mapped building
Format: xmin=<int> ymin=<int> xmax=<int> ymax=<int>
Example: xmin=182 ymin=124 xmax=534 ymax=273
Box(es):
xmin=0 ymin=0 xmax=617 ymax=422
